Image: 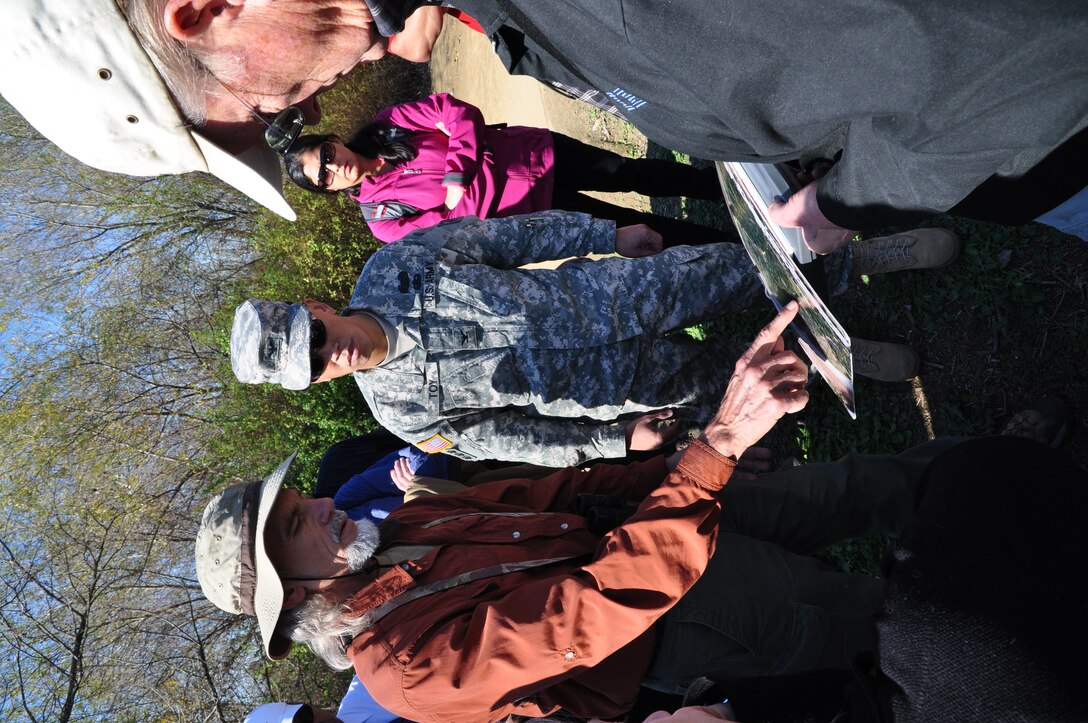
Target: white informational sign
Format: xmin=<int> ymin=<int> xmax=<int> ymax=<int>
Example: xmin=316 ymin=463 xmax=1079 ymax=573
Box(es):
xmin=716 ymin=162 xmax=856 ymax=419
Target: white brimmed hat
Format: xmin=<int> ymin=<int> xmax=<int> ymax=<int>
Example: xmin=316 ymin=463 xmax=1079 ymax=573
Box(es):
xmin=244 ymin=702 xmax=306 ymax=723
xmin=0 ymin=0 xmax=297 ymax=220
xmin=195 ymin=453 xmax=297 ymax=659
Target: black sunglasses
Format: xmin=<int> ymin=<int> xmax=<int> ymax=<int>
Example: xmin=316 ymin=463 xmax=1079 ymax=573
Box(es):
xmin=265 ymin=106 xmax=305 ymax=155
xmin=309 ymin=318 xmax=328 ymax=382
xmin=196 ymin=61 xmax=306 ymax=156
xmin=316 ymin=143 xmax=336 ymax=189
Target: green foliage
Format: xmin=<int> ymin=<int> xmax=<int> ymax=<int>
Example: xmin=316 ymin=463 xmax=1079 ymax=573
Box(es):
xmin=208 ymin=376 xmax=377 ymax=494
xmin=816 ymin=535 xmax=893 ymax=577
xmin=257 ymin=647 xmax=355 ymax=714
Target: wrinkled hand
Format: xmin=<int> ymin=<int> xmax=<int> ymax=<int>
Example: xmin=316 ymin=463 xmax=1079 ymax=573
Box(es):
xmin=615 ymin=224 xmax=664 ymax=258
xmin=766 ymin=180 xmax=856 ymax=255
xmin=443 ymin=184 xmax=465 ymax=210
xmin=702 ymin=302 xmax=809 ymax=460
xmin=390 ymin=457 xmax=414 ymax=492
xmin=626 ymin=409 xmax=682 ymax=452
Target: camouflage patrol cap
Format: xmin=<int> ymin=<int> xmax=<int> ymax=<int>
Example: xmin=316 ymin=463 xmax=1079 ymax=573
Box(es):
xmin=231 ymin=299 xmax=313 ymax=391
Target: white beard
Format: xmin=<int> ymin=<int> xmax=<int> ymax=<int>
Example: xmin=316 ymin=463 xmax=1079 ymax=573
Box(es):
xmin=344 ymin=518 xmax=380 ymax=571
xmin=327 ymin=509 xmax=380 ymax=572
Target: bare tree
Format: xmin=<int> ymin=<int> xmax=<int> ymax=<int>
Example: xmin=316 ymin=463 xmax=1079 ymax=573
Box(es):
xmin=0 ymin=94 xmax=373 ymax=721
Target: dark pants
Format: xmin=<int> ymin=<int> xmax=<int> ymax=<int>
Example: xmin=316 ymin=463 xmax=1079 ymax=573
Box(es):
xmin=869 ymin=436 xmax=1088 ymax=722
xmin=550 ymin=132 xmax=734 ymax=247
xmin=642 ymin=437 xmax=967 ymax=694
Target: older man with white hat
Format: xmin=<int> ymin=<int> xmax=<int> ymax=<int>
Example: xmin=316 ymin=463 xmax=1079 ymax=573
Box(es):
xmin=0 ymin=0 xmax=441 ymax=220
xmin=0 ymin=0 xmax=310 ymax=219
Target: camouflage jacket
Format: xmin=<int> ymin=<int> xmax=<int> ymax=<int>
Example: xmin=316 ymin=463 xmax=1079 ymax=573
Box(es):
xmin=349 ymin=211 xmax=653 ymax=466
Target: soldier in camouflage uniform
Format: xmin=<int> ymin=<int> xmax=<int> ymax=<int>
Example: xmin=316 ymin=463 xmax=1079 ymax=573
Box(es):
xmin=231 ymin=211 xmax=850 ymax=466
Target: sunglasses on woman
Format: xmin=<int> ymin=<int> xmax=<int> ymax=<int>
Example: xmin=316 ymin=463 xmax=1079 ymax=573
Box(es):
xmin=316 ymin=143 xmax=336 ymax=189
xmin=309 ymin=318 xmax=328 ymax=382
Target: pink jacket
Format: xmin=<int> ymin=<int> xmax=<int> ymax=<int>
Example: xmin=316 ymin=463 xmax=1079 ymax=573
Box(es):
xmin=349 ymin=93 xmax=556 ymax=242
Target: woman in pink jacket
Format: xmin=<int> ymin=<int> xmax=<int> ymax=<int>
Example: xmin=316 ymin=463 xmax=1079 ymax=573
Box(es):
xmin=285 ymin=93 xmax=732 ymax=244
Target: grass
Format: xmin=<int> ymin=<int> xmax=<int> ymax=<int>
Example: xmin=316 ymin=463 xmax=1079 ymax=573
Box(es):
xmin=693 ymin=186 xmax=1088 ymax=574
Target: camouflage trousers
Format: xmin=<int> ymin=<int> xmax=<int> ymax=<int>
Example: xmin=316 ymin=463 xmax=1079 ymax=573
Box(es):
xmin=596 ymin=240 xmax=851 ymax=426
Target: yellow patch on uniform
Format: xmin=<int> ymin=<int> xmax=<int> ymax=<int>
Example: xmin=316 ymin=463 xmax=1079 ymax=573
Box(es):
xmin=416 ymin=433 xmax=454 ymax=454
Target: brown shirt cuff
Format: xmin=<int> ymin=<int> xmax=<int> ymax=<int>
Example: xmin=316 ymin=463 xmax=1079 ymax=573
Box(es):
xmin=675 ymin=439 xmax=737 ymax=493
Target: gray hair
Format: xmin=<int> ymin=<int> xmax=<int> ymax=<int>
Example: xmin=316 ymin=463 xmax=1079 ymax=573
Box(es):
xmin=115 ymin=0 xmax=220 ymax=124
xmin=281 ymin=593 xmax=373 ymax=670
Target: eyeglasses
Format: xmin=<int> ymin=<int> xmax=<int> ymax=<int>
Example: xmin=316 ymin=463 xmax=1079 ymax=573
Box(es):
xmin=316 ymin=143 xmax=336 ymax=189
xmin=264 ymin=106 xmax=305 ymax=155
xmin=309 ymin=318 xmax=328 ymax=382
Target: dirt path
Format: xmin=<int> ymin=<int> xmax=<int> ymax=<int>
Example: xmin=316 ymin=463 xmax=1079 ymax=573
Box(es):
xmin=428 ymin=18 xmax=650 ymax=210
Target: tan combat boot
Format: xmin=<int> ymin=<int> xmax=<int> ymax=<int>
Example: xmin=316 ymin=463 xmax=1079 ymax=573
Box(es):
xmin=852 ymin=229 xmax=961 ymax=276
xmin=850 ymin=337 xmax=920 ymax=382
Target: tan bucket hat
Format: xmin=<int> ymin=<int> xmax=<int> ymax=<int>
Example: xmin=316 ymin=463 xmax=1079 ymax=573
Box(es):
xmin=195 ymin=453 xmax=297 ymax=659
xmin=0 ymin=0 xmax=297 ymax=220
